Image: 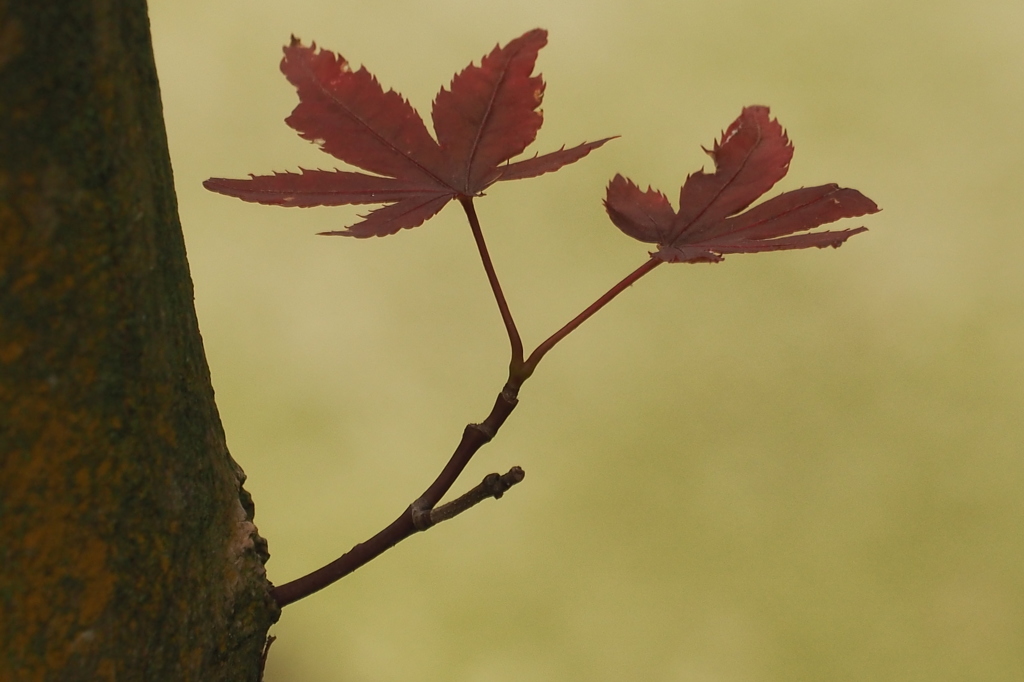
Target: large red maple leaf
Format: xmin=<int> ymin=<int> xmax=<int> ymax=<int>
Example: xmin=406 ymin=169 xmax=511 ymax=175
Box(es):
xmin=604 ymin=106 xmax=878 ymax=263
xmin=204 ymin=29 xmax=612 ymax=237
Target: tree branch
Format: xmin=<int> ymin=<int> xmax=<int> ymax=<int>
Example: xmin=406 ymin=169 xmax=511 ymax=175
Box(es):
xmin=523 ymin=256 xmax=662 ymax=377
xmin=270 ymin=385 xmax=521 ymax=608
xmin=268 ymin=243 xmax=664 ymax=610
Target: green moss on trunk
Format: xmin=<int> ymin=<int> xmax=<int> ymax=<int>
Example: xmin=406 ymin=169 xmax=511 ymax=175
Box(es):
xmin=0 ymin=1 xmax=279 ymax=680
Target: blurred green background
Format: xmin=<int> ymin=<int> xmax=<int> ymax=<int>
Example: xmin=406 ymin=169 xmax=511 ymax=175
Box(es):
xmin=149 ymin=1 xmax=1023 ymax=680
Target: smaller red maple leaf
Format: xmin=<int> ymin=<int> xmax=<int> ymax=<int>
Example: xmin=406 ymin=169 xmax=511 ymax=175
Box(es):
xmin=204 ymin=29 xmax=612 ymax=237
xmin=604 ymin=106 xmax=879 ymax=263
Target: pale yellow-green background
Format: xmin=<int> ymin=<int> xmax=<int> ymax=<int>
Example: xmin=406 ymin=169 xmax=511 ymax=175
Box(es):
xmin=149 ymin=1 xmax=1023 ymax=680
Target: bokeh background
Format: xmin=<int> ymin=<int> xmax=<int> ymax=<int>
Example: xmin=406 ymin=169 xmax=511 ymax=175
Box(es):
xmin=148 ymin=1 xmax=1023 ymax=680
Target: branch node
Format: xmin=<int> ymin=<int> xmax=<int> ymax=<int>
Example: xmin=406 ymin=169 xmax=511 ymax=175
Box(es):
xmin=469 ymin=422 xmax=496 ymax=441
xmin=410 ymin=498 xmax=434 ymax=531
xmin=482 ymin=465 xmax=525 ymax=499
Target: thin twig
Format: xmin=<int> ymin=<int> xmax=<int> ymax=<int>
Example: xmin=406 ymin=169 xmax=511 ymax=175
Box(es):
xmin=257 ymin=635 xmax=276 ymax=682
xmin=270 ymin=386 xmax=520 ymax=608
xmin=412 ymin=466 xmax=526 ymax=530
xmin=460 ymin=196 xmax=525 ymax=368
xmin=269 ymin=249 xmax=661 ymax=609
xmin=522 ymin=256 xmax=662 ymax=377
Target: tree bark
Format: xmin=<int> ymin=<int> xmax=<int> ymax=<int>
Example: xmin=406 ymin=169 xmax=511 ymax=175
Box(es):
xmin=0 ymin=2 xmax=279 ymax=680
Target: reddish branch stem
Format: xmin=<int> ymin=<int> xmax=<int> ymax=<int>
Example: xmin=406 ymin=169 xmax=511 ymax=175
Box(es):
xmin=460 ymin=197 xmax=525 ymax=368
xmin=272 ymin=210 xmax=664 ymax=608
xmin=520 ymin=256 xmax=662 ymax=379
xmin=270 ymin=386 xmax=520 ymax=608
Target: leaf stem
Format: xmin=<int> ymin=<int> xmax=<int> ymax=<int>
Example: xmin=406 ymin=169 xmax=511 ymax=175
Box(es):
xmin=460 ymin=197 xmax=525 ymax=370
xmin=520 ymin=256 xmax=662 ymax=380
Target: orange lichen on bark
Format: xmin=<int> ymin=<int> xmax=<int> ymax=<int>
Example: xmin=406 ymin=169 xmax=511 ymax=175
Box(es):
xmin=0 ymin=392 xmax=119 ymax=676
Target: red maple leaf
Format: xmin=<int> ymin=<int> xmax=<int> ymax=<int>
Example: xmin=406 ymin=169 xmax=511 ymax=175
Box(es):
xmin=604 ymin=106 xmax=878 ymax=263
xmin=204 ymin=29 xmax=612 ymax=237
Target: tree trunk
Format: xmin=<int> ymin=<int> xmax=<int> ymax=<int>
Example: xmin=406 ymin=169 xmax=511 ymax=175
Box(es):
xmin=0 ymin=2 xmax=278 ymax=680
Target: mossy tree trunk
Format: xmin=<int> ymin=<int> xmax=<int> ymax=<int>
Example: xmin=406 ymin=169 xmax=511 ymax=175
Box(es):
xmin=0 ymin=2 xmax=278 ymax=680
